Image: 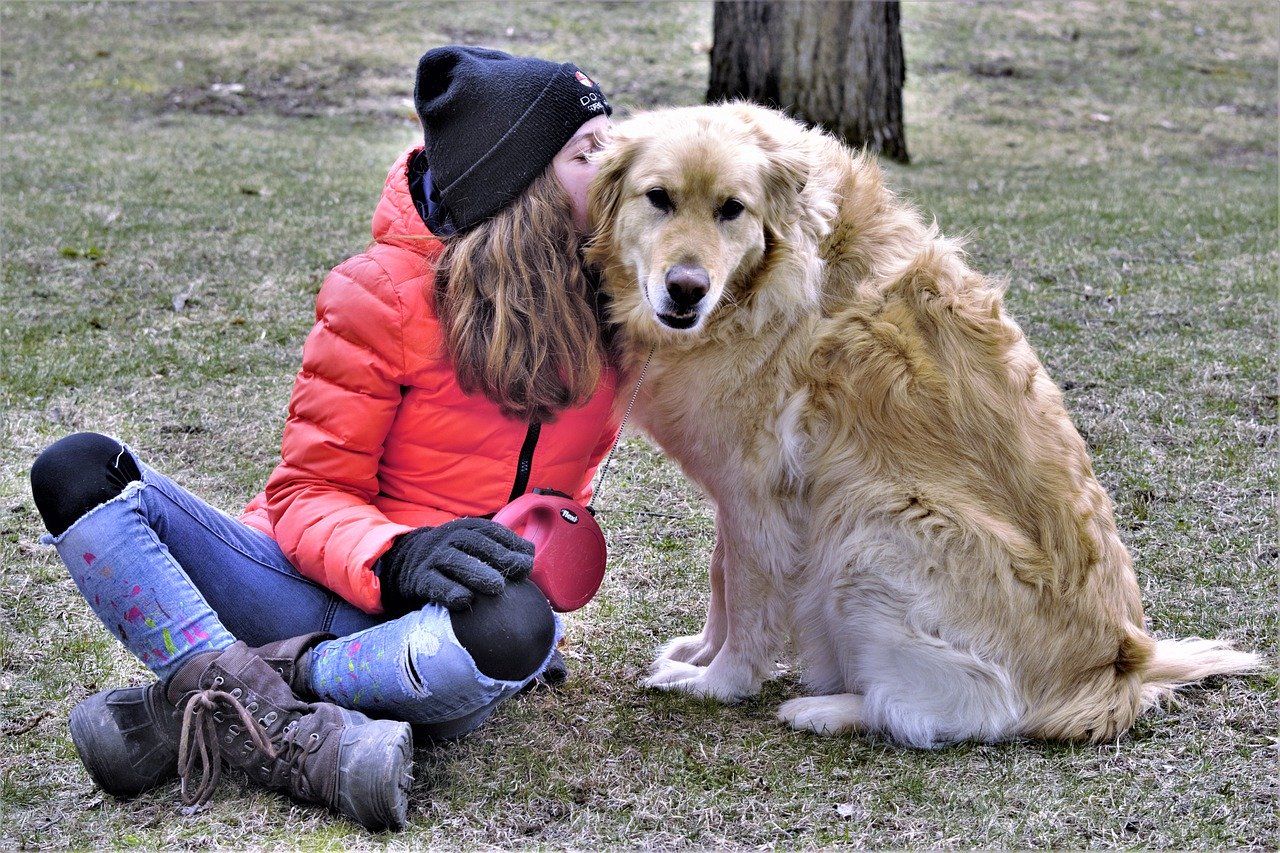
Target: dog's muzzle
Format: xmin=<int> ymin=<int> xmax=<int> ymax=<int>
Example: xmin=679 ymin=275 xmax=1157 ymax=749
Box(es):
xmin=656 ymin=264 xmax=710 ymax=330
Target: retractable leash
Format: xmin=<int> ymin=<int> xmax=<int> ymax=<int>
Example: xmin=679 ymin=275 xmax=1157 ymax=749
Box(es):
xmin=492 ymin=346 xmax=655 ymax=612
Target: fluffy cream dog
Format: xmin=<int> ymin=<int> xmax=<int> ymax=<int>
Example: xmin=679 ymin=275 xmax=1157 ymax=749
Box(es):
xmin=586 ymin=103 xmax=1259 ymax=747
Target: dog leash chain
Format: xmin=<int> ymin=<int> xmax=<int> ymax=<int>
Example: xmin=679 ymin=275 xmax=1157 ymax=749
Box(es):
xmin=588 ymin=345 xmax=655 ymax=514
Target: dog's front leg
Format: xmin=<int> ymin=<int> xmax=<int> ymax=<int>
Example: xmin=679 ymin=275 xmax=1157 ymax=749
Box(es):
xmin=645 ymin=521 xmax=785 ymax=703
xmin=653 ymin=532 xmax=728 ymax=666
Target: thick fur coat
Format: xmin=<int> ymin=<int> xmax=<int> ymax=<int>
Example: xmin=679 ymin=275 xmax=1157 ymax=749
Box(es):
xmin=587 ymin=103 xmax=1258 ymax=747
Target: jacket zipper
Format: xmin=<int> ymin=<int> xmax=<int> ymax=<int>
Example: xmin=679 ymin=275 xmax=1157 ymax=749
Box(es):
xmin=507 ymin=421 xmax=542 ymax=502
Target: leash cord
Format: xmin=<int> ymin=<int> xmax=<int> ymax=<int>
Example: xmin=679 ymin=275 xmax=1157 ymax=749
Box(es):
xmin=588 ymin=345 xmax=655 ymax=513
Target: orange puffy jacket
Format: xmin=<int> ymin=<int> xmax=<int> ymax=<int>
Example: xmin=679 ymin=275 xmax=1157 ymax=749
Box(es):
xmin=240 ymin=147 xmax=620 ymax=614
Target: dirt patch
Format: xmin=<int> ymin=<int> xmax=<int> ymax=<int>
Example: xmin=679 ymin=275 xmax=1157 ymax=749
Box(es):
xmin=159 ymin=62 xmax=409 ymax=121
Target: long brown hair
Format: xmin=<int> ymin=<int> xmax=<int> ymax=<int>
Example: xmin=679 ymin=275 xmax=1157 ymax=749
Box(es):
xmin=433 ymin=168 xmax=605 ymax=423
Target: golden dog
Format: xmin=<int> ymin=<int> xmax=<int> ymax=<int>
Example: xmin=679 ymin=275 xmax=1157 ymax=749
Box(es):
xmin=586 ymin=103 xmax=1259 ymax=747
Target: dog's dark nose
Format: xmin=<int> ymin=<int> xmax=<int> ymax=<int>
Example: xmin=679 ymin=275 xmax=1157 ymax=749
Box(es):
xmin=665 ymin=264 xmax=710 ymax=309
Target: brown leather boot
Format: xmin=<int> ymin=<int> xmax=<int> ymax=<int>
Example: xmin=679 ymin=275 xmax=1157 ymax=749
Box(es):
xmin=243 ymin=631 xmax=331 ymax=698
xmin=68 ymin=631 xmax=334 ymax=799
xmin=167 ymin=641 xmax=413 ymax=831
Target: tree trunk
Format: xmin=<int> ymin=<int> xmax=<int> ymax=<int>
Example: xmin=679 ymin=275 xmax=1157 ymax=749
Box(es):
xmin=707 ymin=0 xmax=909 ymax=163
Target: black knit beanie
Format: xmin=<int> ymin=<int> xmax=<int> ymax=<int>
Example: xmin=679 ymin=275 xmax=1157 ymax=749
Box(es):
xmin=413 ymin=45 xmax=612 ymax=233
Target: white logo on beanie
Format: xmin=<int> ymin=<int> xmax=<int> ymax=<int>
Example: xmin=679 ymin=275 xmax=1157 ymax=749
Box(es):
xmin=575 ymin=69 xmax=604 ymax=111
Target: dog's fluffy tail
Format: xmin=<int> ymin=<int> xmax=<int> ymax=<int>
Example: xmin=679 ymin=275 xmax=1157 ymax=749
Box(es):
xmin=1139 ymin=637 xmax=1262 ymax=709
xmin=1028 ymin=635 xmax=1262 ymax=743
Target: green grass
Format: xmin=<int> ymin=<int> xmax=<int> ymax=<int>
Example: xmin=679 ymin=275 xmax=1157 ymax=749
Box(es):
xmin=2 ymin=1 xmax=1276 ymax=848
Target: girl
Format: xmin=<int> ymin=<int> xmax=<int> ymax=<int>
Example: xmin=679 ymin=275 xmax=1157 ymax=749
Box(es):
xmin=31 ymin=46 xmax=618 ymax=832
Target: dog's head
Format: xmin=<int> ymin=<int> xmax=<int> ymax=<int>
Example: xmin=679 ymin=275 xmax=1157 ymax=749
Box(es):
xmin=587 ymin=103 xmax=822 ymax=340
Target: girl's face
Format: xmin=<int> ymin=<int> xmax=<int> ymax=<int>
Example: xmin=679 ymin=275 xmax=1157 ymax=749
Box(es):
xmin=552 ymin=115 xmax=611 ymax=235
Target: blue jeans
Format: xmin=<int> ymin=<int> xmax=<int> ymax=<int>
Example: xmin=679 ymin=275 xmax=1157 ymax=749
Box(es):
xmin=43 ymin=450 xmax=557 ymax=738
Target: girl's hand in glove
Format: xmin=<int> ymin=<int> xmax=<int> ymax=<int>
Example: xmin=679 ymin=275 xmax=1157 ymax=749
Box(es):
xmin=378 ymin=518 xmax=534 ymax=612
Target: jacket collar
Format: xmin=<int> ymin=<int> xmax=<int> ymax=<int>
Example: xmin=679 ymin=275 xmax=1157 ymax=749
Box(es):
xmin=371 ymin=147 xmax=443 ymax=254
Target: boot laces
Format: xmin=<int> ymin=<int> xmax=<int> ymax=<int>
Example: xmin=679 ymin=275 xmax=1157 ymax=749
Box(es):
xmin=176 ymin=686 xmax=276 ymax=807
xmin=274 ymin=720 xmax=323 ymax=799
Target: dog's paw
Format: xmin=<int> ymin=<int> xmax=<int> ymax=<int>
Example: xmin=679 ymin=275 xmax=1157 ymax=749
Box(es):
xmin=778 ymin=694 xmax=865 ymax=736
xmin=645 ymin=658 xmax=706 ymax=686
xmin=644 ymin=658 xmax=757 ymax=703
xmin=656 ymin=633 xmax=721 ymax=667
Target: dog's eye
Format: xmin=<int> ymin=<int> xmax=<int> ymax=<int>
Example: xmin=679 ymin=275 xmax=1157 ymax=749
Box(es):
xmin=646 ymin=188 xmax=674 ymax=213
xmin=717 ymin=198 xmax=745 ymax=222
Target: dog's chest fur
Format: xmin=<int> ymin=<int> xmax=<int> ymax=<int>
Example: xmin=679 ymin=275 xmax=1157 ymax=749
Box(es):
xmin=632 ymin=324 xmax=814 ymax=527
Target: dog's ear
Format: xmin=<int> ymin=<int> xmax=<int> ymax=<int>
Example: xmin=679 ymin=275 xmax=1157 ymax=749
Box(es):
xmin=759 ymin=137 xmax=811 ymax=241
xmin=586 ymin=128 xmax=642 ymax=262
xmin=748 ymin=106 xmax=840 ymax=251
xmin=735 ymin=104 xmax=814 ymax=241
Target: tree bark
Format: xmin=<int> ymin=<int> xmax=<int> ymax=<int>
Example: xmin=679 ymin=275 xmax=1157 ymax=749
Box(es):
xmin=707 ymin=0 xmax=909 ymax=163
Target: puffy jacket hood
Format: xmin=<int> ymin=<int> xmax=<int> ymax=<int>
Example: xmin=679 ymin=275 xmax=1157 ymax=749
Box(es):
xmin=372 ymin=147 xmax=437 ymax=252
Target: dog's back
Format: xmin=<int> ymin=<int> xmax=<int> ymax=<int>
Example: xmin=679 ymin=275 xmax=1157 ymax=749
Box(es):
xmin=795 ymin=121 xmax=1259 ymax=742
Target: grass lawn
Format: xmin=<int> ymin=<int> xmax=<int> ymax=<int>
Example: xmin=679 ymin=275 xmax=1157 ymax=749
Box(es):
xmin=1 ymin=1 xmax=1275 ymax=848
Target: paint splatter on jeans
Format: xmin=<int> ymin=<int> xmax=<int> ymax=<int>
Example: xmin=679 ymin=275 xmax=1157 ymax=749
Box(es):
xmin=308 ymin=603 xmax=561 ymax=736
xmin=43 ymin=481 xmax=235 ymax=681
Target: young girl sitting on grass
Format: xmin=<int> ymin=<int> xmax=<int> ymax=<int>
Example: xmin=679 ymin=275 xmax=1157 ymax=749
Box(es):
xmin=31 ymin=45 xmax=618 ymax=832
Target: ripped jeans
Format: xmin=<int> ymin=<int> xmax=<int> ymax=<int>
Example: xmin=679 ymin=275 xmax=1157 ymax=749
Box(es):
xmin=40 ymin=447 xmax=559 ymax=739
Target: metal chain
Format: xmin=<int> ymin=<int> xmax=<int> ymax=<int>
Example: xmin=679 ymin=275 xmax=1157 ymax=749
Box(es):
xmin=588 ymin=345 xmax=655 ymax=513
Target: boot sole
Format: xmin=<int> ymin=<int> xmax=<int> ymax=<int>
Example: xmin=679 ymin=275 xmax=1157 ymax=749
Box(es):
xmin=336 ymin=719 xmax=414 ymax=831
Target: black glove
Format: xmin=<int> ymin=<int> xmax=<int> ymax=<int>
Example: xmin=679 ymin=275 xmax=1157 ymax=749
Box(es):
xmin=379 ymin=518 xmax=534 ymax=613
